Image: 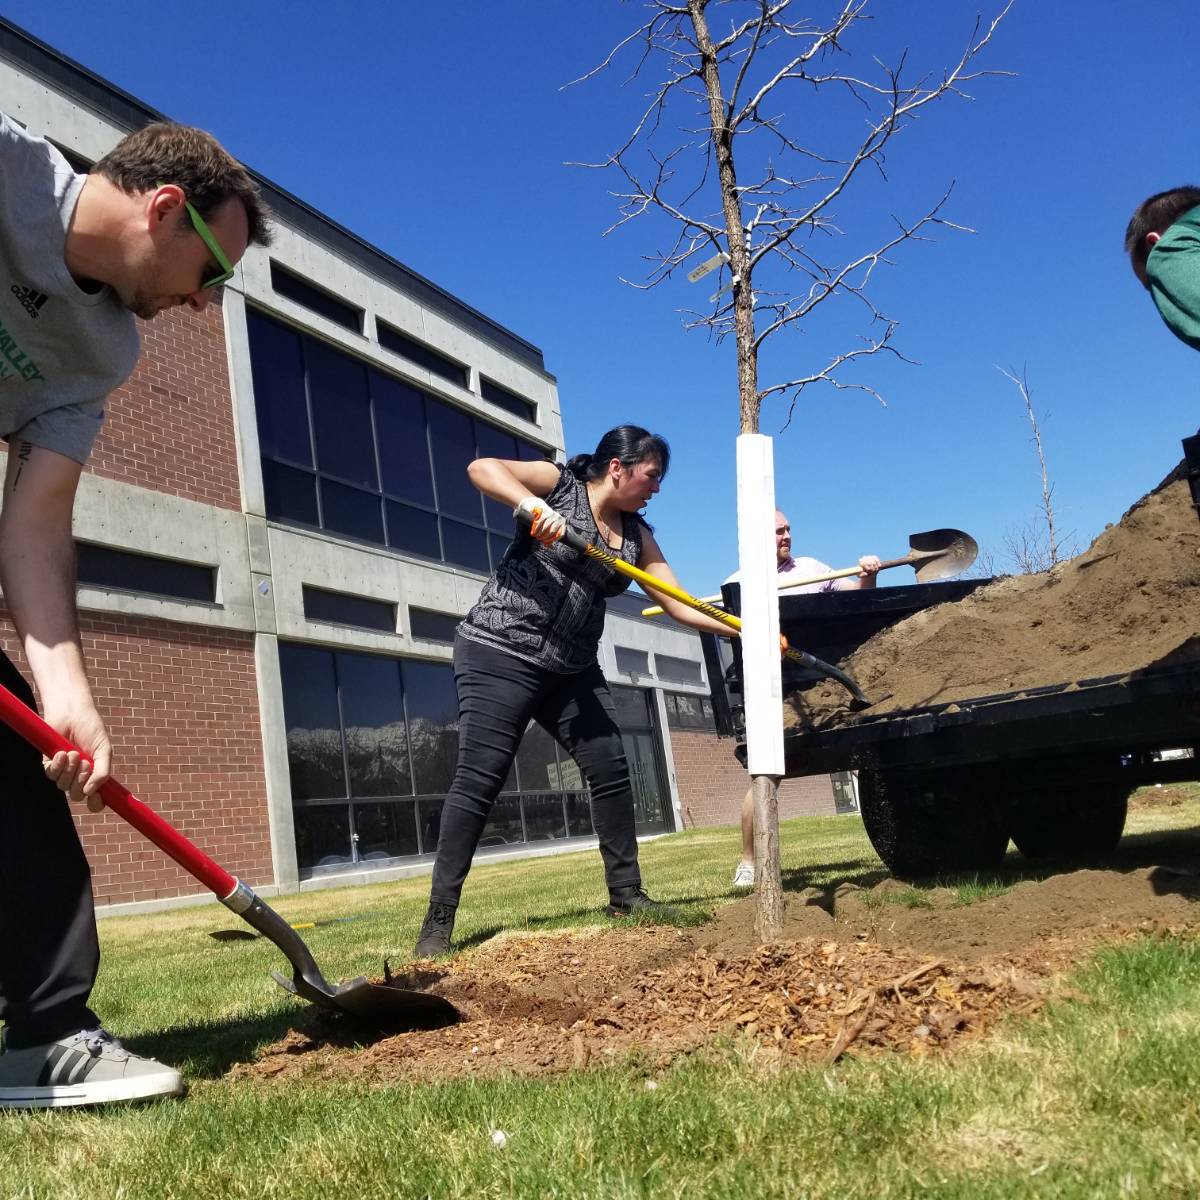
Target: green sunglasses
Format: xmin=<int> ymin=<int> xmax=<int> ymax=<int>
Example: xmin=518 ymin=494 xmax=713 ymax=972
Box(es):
xmin=158 ymin=182 xmax=235 ymax=290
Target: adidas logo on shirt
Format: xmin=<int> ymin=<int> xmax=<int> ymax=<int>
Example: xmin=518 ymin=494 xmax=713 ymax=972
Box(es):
xmin=10 ymin=284 xmax=48 ymax=319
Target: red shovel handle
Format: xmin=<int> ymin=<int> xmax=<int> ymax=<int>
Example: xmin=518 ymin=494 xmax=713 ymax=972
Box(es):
xmin=0 ymin=682 xmax=237 ymax=899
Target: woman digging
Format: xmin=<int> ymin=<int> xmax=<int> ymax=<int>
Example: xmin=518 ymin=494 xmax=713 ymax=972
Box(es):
xmin=413 ymin=424 xmax=731 ymax=957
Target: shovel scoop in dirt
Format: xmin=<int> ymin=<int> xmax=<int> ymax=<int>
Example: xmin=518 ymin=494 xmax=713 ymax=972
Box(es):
xmin=0 ymin=684 xmax=458 ymax=1032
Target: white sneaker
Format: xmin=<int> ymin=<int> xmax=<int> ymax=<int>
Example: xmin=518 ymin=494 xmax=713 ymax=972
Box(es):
xmin=731 ymin=862 xmax=755 ymax=889
xmin=0 ymin=1027 xmax=185 ymax=1109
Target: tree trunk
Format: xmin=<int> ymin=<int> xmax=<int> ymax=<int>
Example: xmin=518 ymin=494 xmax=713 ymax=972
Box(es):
xmin=751 ymin=773 xmax=783 ymax=941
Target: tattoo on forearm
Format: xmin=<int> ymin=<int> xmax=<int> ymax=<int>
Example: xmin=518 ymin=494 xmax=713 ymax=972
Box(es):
xmin=11 ymin=440 xmax=32 ymax=491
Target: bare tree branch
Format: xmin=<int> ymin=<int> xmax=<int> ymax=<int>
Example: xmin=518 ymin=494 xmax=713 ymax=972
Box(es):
xmin=572 ymin=0 xmax=1011 ymax=430
xmin=996 ymin=364 xmax=1076 ymax=573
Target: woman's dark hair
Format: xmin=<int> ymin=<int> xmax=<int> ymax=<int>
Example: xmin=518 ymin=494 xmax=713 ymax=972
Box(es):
xmin=566 ymin=425 xmax=670 ymax=482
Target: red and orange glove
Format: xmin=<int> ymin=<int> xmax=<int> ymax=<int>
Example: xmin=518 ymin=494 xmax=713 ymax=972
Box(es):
xmin=780 ymin=635 xmax=789 ymax=657
xmin=515 ymin=496 xmax=568 ymax=545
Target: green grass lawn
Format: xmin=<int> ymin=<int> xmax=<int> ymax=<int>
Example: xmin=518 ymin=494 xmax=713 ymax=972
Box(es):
xmin=3 ymin=790 xmax=1200 ymax=1199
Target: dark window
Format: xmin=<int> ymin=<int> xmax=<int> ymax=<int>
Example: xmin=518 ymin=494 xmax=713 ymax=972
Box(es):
xmin=374 ymin=374 xmax=434 ymax=505
xmin=403 ymin=659 xmax=460 ymax=795
xmin=611 ymin=684 xmax=654 ymax=730
xmin=279 ymin=644 xmax=346 ymax=801
xmin=409 ymin=608 xmax=461 ymax=644
xmin=294 ymin=805 xmax=353 ymax=870
xmin=516 ymin=439 xmax=550 ymax=461
xmin=656 ymin=654 xmax=705 ymax=686
xmin=614 ymin=646 xmax=649 ymax=677
xmin=522 ymin=793 xmax=568 ymax=842
xmin=354 ymin=800 xmax=419 ymax=860
xmin=247 ymin=310 xmax=312 ymax=466
xmin=277 ymin=638 xmax=651 ymax=874
xmin=261 ymin=459 xmax=319 ymax=526
xmin=480 ymin=797 xmax=524 ymax=848
xmin=249 ymin=311 xmax=538 ymax=572
xmin=303 ymin=587 xmax=395 ymax=633
xmin=664 ymin=691 xmax=716 ymax=732
xmin=386 ymin=501 xmax=441 ymax=559
xmin=377 ymin=320 xmax=469 ymax=388
xmin=320 ymin=479 xmax=384 ymax=544
xmin=308 ymin=341 xmax=376 ymax=487
xmin=270 ymin=262 xmax=363 ymax=333
xmin=426 ymin=399 xmax=482 ymax=522
xmin=338 ymin=653 xmax=410 ymax=797
xmin=480 ymin=377 xmax=537 ymax=422
xmin=475 ymin=424 xmax=519 ymax=533
xmin=76 ymin=544 xmax=215 ymax=604
xmin=441 ymin=519 xmax=490 ymax=573
xmin=565 ymin=794 xmax=594 ymax=838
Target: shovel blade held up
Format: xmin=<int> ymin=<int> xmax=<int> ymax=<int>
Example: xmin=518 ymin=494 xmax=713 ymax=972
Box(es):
xmin=907 ymin=528 xmax=979 ymax=582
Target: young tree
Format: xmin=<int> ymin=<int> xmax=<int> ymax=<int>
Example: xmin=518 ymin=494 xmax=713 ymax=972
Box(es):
xmin=574 ymin=1 xmax=1009 ymax=937
xmin=994 ymin=365 xmax=1076 ymax=574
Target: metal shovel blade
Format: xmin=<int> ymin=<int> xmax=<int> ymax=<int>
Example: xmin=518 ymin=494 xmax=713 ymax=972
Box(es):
xmin=271 ymin=968 xmax=459 ymax=1030
xmin=908 ymin=528 xmax=979 ymax=582
xmin=233 ymin=885 xmax=460 ymax=1030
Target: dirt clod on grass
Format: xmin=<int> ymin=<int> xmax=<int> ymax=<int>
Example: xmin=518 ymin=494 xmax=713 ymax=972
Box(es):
xmin=235 ymin=864 xmax=1200 ymax=1086
xmin=789 ymin=470 xmax=1200 ymax=727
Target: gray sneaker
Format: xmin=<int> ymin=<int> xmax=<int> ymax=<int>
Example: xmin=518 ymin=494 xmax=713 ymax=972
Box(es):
xmin=0 ymin=1028 xmax=185 ymax=1109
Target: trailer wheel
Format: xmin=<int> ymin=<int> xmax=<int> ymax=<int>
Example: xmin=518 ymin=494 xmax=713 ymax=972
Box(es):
xmin=1008 ymin=785 xmax=1130 ymax=860
xmin=858 ymin=768 xmax=1009 ymax=880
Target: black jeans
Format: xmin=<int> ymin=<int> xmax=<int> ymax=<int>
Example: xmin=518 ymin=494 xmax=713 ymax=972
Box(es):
xmin=0 ymin=652 xmax=100 ymax=1048
xmin=429 ymin=635 xmax=642 ymax=906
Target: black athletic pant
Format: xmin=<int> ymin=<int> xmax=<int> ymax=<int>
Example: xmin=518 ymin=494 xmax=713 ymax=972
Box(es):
xmin=0 ymin=651 xmax=100 ymax=1049
xmin=429 ymin=635 xmax=642 ymax=906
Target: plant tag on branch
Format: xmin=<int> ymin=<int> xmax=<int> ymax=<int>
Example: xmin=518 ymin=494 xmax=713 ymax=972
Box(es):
xmin=687 ymin=251 xmax=728 ymax=283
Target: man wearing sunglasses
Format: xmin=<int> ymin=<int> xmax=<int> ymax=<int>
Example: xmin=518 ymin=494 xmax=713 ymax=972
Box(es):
xmin=0 ymin=115 xmax=270 ymax=1109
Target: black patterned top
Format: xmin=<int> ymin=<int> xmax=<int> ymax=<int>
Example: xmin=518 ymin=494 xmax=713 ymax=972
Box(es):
xmin=458 ymin=465 xmax=645 ymax=672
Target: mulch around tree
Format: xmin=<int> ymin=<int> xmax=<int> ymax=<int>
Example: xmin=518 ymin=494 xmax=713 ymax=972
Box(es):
xmin=234 ymin=864 xmax=1200 ymax=1086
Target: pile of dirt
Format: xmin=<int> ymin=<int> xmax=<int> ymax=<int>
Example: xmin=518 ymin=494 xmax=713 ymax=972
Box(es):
xmin=234 ymin=865 xmax=1200 ymax=1086
xmin=788 ymin=470 xmax=1200 ymax=727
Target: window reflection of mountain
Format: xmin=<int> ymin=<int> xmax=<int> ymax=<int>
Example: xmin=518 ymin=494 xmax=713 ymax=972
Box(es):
xmin=285 ymin=727 xmax=344 ymax=798
xmin=286 ymin=716 xmax=459 ymax=799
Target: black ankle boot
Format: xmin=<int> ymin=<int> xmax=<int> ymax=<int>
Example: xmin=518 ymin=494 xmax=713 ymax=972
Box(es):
xmin=413 ymin=901 xmax=457 ymax=957
xmin=606 ymin=886 xmax=682 ymax=921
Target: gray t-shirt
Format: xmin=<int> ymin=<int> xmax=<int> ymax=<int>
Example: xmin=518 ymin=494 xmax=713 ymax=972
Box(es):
xmin=0 ymin=113 xmax=139 ymax=463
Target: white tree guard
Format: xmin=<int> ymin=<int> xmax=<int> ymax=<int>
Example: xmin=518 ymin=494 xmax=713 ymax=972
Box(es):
xmin=736 ymin=434 xmax=784 ymax=775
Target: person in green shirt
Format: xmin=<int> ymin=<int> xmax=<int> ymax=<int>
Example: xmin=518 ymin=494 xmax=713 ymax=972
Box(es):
xmin=1126 ymin=186 xmax=1200 ymax=349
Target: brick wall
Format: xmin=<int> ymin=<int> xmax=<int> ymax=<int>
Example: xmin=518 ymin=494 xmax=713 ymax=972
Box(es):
xmin=86 ymin=302 xmax=242 ymax=510
xmin=0 ymin=609 xmax=271 ymax=906
xmin=669 ymin=728 xmax=835 ymax=828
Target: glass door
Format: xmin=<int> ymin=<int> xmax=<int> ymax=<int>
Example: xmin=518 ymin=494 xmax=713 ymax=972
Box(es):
xmin=610 ymin=685 xmax=673 ymax=834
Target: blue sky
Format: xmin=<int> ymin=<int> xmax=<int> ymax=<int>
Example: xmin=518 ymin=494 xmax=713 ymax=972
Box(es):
xmin=7 ymin=1 xmax=1197 ymax=592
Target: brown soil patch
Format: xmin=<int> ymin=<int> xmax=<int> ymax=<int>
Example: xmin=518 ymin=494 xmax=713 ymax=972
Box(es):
xmin=789 ymin=470 xmax=1200 ymax=726
xmin=234 ymin=865 xmax=1200 ymax=1086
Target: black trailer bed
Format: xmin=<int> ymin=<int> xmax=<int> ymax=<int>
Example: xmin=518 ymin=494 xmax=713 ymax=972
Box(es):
xmin=769 ymin=653 xmax=1200 ymax=781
